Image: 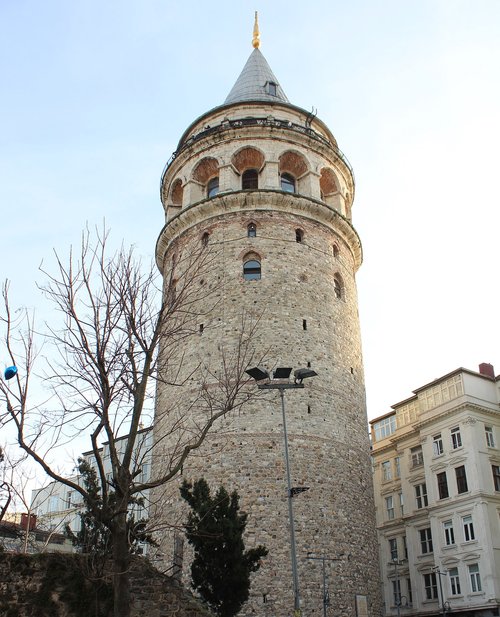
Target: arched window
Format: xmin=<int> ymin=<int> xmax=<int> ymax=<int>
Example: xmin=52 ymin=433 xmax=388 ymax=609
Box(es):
xmin=332 ymin=244 xmax=339 ymax=258
xmin=207 ymin=177 xmax=219 ymax=198
xmin=243 ymin=259 xmax=261 ymax=281
xmin=295 ymin=229 xmax=303 ymax=243
xmin=247 ymin=223 xmax=257 ymax=238
xmin=280 ymin=173 xmax=296 ymax=193
xmin=202 ymin=232 xmax=210 ymax=247
xmin=333 ymin=274 xmax=343 ymax=299
xmin=242 ymin=169 xmax=258 ymax=190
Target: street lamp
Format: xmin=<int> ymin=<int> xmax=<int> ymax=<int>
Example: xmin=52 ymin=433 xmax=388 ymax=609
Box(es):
xmin=432 ymin=566 xmax=448 ymax=617
xmin=391 ymin=558 xmax=408 ymax=617
xmin=246 ymin=366 xmax=318 ymax=617
xmin=307 ymin=553 xmax=345 ymax=617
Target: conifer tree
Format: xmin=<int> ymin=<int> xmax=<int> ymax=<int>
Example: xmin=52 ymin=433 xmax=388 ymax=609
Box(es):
xmin=180 ymin=478 xmax=268 ymax=617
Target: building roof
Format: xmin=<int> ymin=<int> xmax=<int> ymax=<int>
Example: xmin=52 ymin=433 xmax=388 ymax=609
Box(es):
xmin=224 ymin=47 xmax=289 ymax=105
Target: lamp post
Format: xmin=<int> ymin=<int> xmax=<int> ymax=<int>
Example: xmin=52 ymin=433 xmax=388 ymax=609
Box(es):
xmin=432 ymin=566 xmax=448 ymax=617
xmin=246 ymin=366 xmax=318 ymax=617
xmin=307 ymin=553 xmax=344 ymax=617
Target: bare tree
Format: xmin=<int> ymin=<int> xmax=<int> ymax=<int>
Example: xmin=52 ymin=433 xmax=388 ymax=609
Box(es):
xmin=0 ymin=227 xmax=260 ymax=617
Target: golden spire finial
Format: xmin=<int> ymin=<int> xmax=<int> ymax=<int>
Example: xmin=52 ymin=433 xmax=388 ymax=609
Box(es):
xmin=252 ymin=11 xmax=260 ymax=49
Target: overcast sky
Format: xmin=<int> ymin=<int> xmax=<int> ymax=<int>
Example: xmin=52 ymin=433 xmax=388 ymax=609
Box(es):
xmin=1 ymin=0 xmax=499 ymax=425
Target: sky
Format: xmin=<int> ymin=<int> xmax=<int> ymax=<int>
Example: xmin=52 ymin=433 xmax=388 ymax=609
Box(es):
xmin=1 ymin=0 xmax=500 ymax=428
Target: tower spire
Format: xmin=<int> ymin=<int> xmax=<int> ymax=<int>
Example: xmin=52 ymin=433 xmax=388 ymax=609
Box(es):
xmin=252 ymin=11 xmax=260 ymax=49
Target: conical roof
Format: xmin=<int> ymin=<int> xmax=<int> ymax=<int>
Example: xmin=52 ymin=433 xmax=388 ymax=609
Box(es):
xmin=224 ymin=47 xmax=289 ymax=105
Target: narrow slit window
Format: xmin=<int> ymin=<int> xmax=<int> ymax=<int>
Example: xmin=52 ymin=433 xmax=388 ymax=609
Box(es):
xmin=303 ymin=319 xmax=307 ymax=330
xmin=202 ymin=232 xmax=209 ymax=247
xmin=199 ymin=324 xmax=204 ymax=335
xmin=296 ymin=229 xmax=303 ymax=243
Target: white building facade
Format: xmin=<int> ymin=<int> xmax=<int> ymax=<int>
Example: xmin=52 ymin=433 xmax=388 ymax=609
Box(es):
xmin=371 ymin=363 xmax=500 ymax=617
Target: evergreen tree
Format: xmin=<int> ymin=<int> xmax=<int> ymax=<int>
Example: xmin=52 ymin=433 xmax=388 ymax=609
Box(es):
xmin=180 ymin=478 xmax=268 ymax=617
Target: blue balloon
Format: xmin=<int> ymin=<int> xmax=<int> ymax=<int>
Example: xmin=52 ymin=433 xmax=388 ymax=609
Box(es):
xmin=4 ymin=366 xmax=17 ymax=380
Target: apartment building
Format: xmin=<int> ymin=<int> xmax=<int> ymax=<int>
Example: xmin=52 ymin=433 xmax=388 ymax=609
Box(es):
xmin=371 ymin=363 xmax=500 ymax=617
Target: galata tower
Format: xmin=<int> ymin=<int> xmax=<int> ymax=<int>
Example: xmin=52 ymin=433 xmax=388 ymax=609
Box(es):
xmin=153 ymin=16 xmax=381 ymax=617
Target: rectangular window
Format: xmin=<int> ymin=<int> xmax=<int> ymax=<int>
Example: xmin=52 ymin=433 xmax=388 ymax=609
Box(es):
xmin=485 ymin=426 xmax=495 ymax=448
xmin=66 ymin=491 xmax=73 ymax=508
xmin=392 ymin=579 xmax=402 ymax=606
xmin=49 ymin=495 xmax=59 ymax=513
xmin=394 ymin=456 xmax=401 ymax=478
xmin=449 ymin=567 xmax=461 ymax=596
xmin=389 ymin=538 xmax=398 ymax=560
xmin=382 ymin=460 xmax=392 ymax=482
xmin=403 ymin=535 xmax=408 ymax=560
xmin=420 ymin=527 xmax=433 ymax=554
xmin=492 ymin=465 xmax=500 ymax=491
xmin=424 ymin=572 xmax=438 ymax=600
xmin=399 ymin=492 xmax=404 ymax=516
xmin=386 ymin=495 xmax=395 ymax=520
xmin=443 ymin=520 xmax=455 ymax=546
xmin=407 ymin=578 xmax=413 ymax=605
xmin=437 ymin=471 xmax=449 ymax=499
xmin=451 ymin=426 xmax=462 ymax=449
xmin=455 ymin=465 xmax=468 ymax=493
xmin=374 ymin=415 xmax=396 ymax=441
xmin=462 ymin=515 xmax=475 ymax=542
xmin=411 ymin=446 xmax=424 ymax=468
xmin=433 ymin=434 xmax=444 ymax=456
xmin=415 ymin=483 xmax=428 ymax=509
xmin=468 ymin=563 xmax=482 ymax=592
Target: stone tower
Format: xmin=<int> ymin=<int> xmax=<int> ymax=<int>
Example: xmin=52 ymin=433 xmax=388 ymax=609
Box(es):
xmin=153 ymin=19 xmax=381 ymax=617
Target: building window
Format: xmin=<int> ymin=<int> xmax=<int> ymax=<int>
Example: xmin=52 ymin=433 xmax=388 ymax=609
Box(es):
xmin=443 ymin=520 xmax=455 ymax=546
xmin=462 ymin=515 xmax=475 ymax=542
xmin=485 ymin=426 xmax=495 ymax=448
xmin=280 ymin=173 xmax=296 ymax=193
xmin=49 ymin=496 xmax=59 ymax=513
xmin=415 ymin=483 xmax=428 ymax=509
xmin=451 ymin=426 xmax=462 ymax=449
xmin=295 ymin=229 xmax=303 ymax=243
xmin=448 ymin=567 xmax=461 ymax=595
xmin=243 ymin=260 xmax=261 ymax=281
xmin=242 ymin=169 xmax=259 ymax=190
xmin=394 ymin=456 xmax=401 ymax=478
xmin=389 ymin=538 xmax=398 ymax=560
xmin=407 ymin=578 xmax=413 ymax=605
xmin=399 ymin=492 xmax=404 ymax=517
xmin=333 ymin=274 xmax=343 ymax=299
xmin=382 ymin=461 xmax=392 ymax=482
xmin=373 ymin=416 xmax=396 ymax=441
xmin=433 ymin=433 xmax=444 ymax=456
xmin=468 ymin=563 xmax=482 ymax=592
xmin=207 ymin=177 xmax=219 ymax=198
xmin=403 ymin=535 xmax=408 ymax=559
xmin=202 ymin=232 xmax=210 ymax=246
xmin=392 ymin=579 xmax=402 ymax=606
xmin=247 ymin=223 xmax=257 ymax=237
xmin=420 ymin=528 xmax=433 ymax=554
xmin=411 ymin=446 xmax=424 ymax=468
xmin=455 ymin=465 xmax=468 ymax=493
xmin=493 ymin=465 xmax=500 ymax=491
xmin=267 ymin=81 xmax=277 ymax=96
xmin=424 ymin=572 xmax=438 ymax=600
xmin=385 ymin=496 xmax=395 ymax=520
xmin=332 ymin=244 xmax=340 ymax=258
xmin=437 ymin=471 xmax=449 ymax=499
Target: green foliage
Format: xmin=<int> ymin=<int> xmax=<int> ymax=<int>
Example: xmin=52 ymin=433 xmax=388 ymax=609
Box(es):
xmin=180 ymin=478 xmax=268 ymax=617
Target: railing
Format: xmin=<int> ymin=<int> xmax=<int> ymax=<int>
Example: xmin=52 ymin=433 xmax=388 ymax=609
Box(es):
xmin=160 ymin=116 xmax=354 ymax=191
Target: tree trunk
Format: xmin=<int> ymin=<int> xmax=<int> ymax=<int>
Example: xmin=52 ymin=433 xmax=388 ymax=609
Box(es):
xmin=112 ymin=511 xmax=131 ymax=617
